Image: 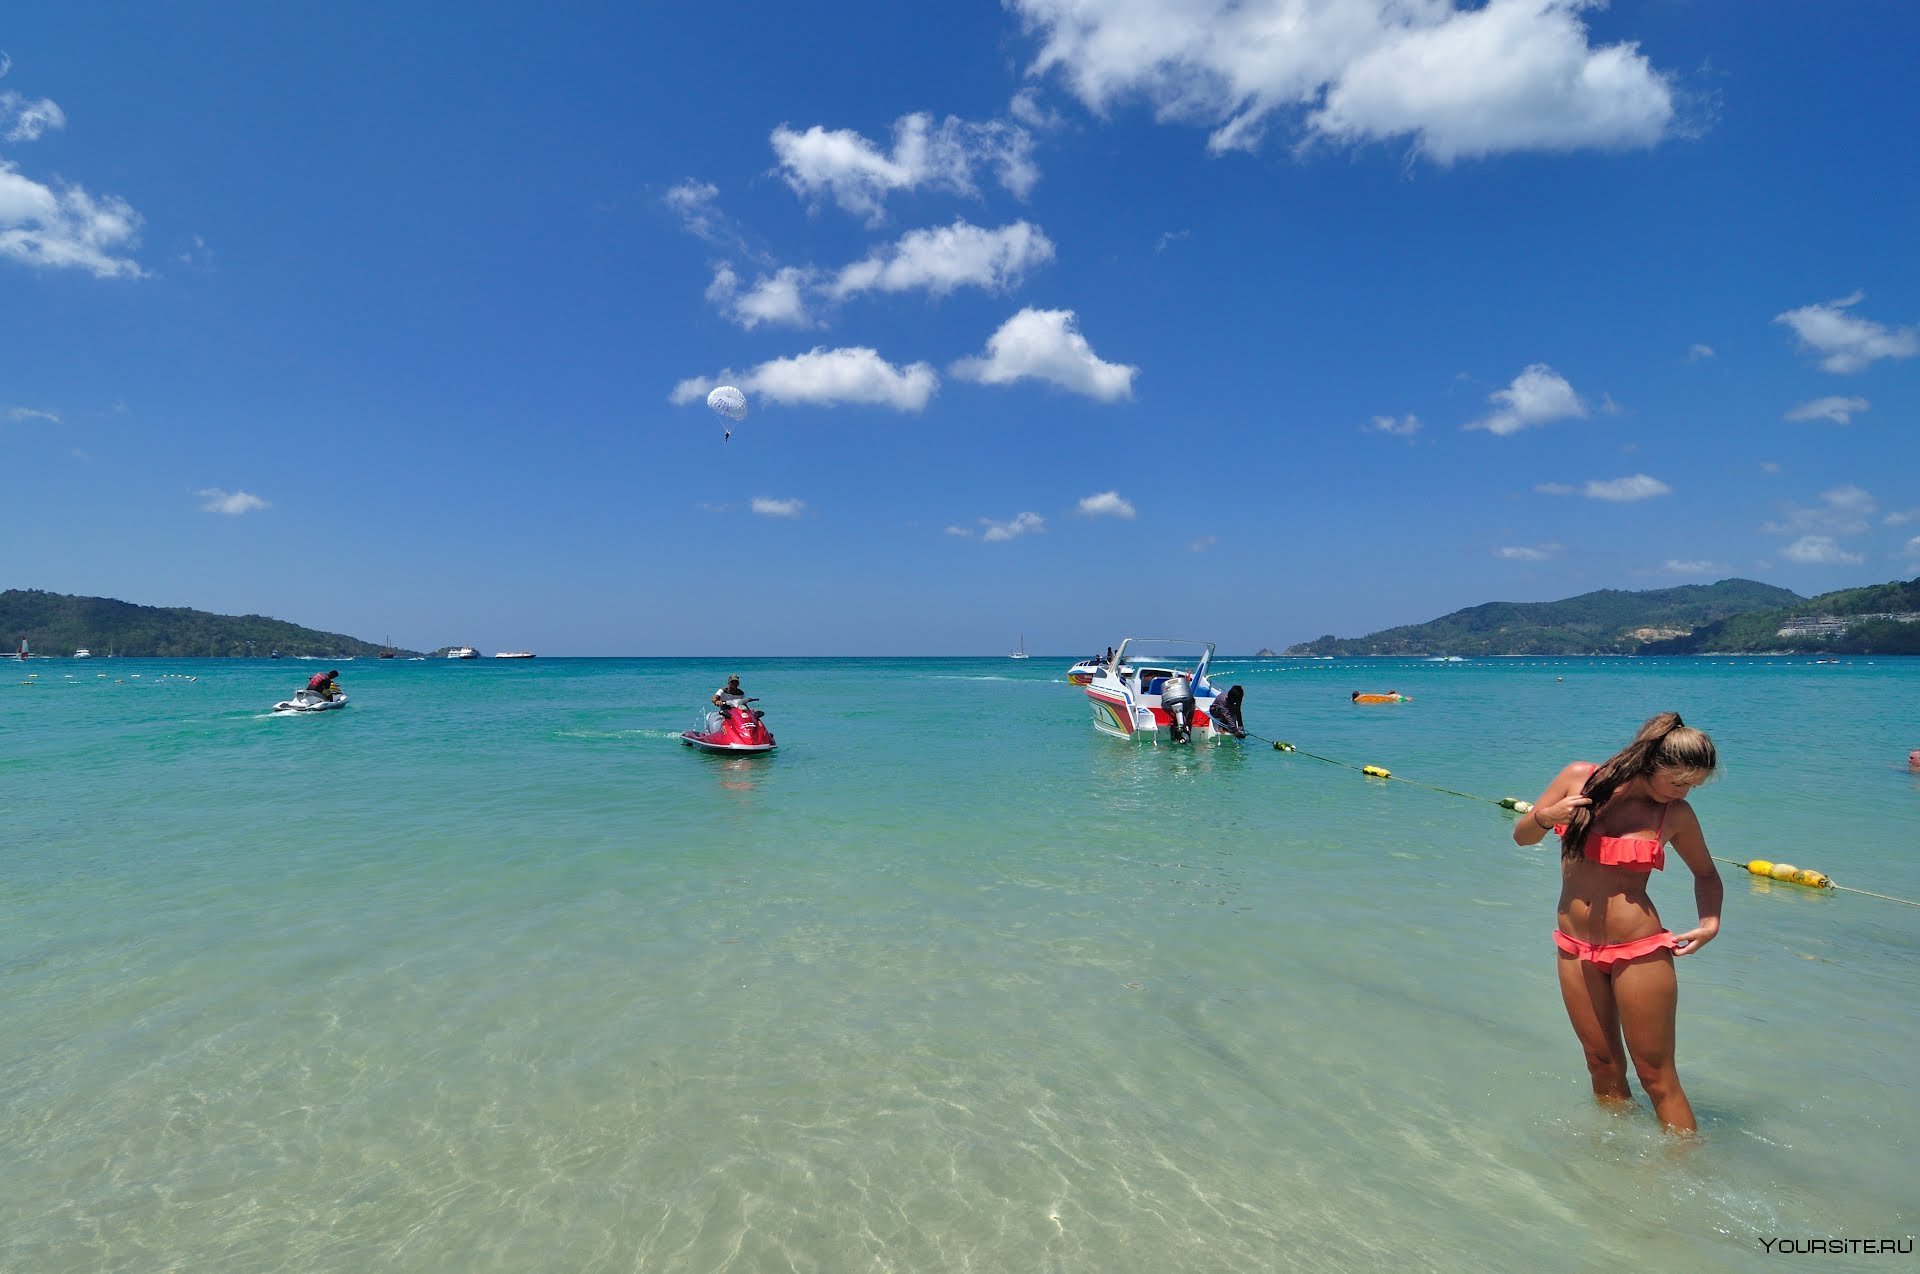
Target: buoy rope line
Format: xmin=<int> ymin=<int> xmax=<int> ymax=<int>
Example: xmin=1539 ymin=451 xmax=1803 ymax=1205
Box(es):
xmin=1252 ymin=734 xmax=1920 ymax=910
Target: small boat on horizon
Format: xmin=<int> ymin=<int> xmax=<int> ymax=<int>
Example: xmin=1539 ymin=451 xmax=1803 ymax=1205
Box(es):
xmin=1010 ymin=633 xmax=1030 ymax=659
xmin=494 ymin=651 xmax=536 ymax=659
xmin=446 ymin=646 xmax=479 ymax=659
xmin=72 ymin=647 xmax=92 ymax=659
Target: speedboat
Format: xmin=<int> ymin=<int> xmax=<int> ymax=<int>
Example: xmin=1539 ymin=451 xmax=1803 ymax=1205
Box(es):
xmin=273 ymin=689 xmax=349 ymax=713
xmin=73 ymin=648 xmax=92 ymax=659
xmin=1066 ymin=657 xmax=1103 ymax=686
xmin=1083 ymin=638 xmax=1246 ymax=744
xmin=681 ymin=697 xmax=776 ymax=754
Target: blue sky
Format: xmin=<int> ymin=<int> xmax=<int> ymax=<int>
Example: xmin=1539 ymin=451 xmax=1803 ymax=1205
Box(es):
xmin=3 ymin=2 xmax=1916 ymax=655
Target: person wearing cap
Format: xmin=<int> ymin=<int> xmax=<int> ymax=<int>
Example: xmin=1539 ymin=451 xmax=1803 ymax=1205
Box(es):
xmin=305 ymin=668 xmax=342 ymax=701
xmin=712 ymin=673 xmax=745 ymax=708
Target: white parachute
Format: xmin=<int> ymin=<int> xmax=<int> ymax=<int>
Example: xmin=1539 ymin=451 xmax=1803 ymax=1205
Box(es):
xmin=706 ymin=385 xmax=747 ymax=441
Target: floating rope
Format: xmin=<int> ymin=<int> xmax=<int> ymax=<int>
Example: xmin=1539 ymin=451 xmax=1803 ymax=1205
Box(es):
xmin=1261 ymin=736 xmax=1920 ymax=909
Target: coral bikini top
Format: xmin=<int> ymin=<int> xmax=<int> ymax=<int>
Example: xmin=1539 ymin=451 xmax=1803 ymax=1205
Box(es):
xmin=1558 ymin=763 xmax=1669 ymax=873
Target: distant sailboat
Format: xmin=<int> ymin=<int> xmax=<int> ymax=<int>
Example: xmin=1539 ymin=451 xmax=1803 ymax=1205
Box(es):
xmin=15 ymin=637 xmax=27 ymax=661
xmin=1010 ymin=633 xmax=1030 ymax=660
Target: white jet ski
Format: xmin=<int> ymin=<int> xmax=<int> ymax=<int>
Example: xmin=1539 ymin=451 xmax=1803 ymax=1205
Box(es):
xmin=273 ymin=689 xmax=349 ymax=713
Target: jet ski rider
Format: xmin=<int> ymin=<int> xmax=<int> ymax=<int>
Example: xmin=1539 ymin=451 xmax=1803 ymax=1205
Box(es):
xmin=305 ymin=669 xmax=341 ymax=701
xmin=712 ymin=673 xmax=745 ymax=709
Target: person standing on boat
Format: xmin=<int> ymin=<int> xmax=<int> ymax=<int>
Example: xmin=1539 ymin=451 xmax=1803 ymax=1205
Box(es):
xmin=712 ymin=673 xmax=745 ymax=708
xmin=1513 ymin=711 xmax=1723 ymax=1134
xmin=306 ymin=669 xmax=341 ymax=701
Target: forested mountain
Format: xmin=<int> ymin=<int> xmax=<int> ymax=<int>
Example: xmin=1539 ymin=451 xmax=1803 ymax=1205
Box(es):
xmin=1283 ymin=580 xmax=1806 ymax=656
xmin=0 ymin=589 xmax=411 ymax=658
xmin=1640 ymin=577 xmax=1920 ymax=654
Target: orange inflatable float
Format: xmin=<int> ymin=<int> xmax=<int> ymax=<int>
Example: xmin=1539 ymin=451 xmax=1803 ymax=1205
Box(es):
xmin=1351 ymin=691 xmax=1410 ymax=704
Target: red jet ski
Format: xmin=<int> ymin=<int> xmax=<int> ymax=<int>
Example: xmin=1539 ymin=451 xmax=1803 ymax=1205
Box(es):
xmin=680 ymin=698 xmax=777 ymax=754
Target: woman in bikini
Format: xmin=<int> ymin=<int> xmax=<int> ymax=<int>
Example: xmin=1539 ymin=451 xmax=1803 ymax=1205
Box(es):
xmin=1513 ymin=711 xmax=1724 ymax=1133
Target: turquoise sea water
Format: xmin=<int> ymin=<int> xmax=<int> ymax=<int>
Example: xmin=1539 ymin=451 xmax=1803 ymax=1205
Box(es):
xmin=5 ymin=654 xmax=1918 ymax=1271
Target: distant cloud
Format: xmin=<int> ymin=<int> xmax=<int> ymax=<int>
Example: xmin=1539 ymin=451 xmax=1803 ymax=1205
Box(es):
xmin=672 ymin=346 xmax=938 ymax=412
xmin=751 ymin=497 xmax=805 ymax=518
xmin=827 ymin=219 xmax=1054 ymax=300
xmin=665 ymin=180 xmax=725 ymax=241
xmin=1885 ymin=510 xmax=1917 ymax=527
xmin=1465 ymin=364 xmax=1586 ymax=435
xmin=1687 ymin=343 xmax=1714 ymax=362
xmin=1155 ymin=229 xmax=1190 ymax=254
xmin=1186 ymin=535 xmax=1217 ymax=553
xmin=770 ymin=112 xmax=1037 ymax=225
xmin=1662 ymin=559 xmax=1718 ymax=575
xmin=978 ymin=511 xmax=1045 ymax=542
xmin=1759 ymin=461 xmax=1780 ymax=474
xmin=951 ymin=308 xmax=1137 ymax=400
xmin=1 ymin=90 xmax=65 ymax=142
xmin=1780 ymin=535 xmax=1862 ymax=566
xmin=0 ymin=159 xmax=146 ymax=278
xmin=1900 ymin=535 xmax=1920 ymax=560
xmin=1366 ymin=413 xmax=1421 ymax=437
xmin=1077 ymin=490 xmax=1135 ymax=519
xmin=1583 ymin=474 xmax=1671 ymax=502
xmin=1496 ymin=545 xmax=1555 ymax=561
xmin=1009 ymin=0 xmax=1680 ymax=161
xmin=1763 ymin=485 xmax=1875 ymax=537
xmin=706 ymin=263 xmax=817 ymax=330
xmin=7 ymin=405 xmax=58 ymax=423
xmin=1784 ymin=395 xmax=1869 ymax=425
xmin=1533 ymin=482 xmax=1575 ymax=496
xmin=1774 ymin=292 xmax=1918 ymax=374
xmin=196 ymin=488 xmax=269 ymax=515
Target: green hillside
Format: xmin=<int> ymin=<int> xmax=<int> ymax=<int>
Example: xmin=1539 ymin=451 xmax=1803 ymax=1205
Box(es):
xmin=1283 ymin=579 xmax=1806 ymax=656
xmin=0 ymin=589 xmax=413 ymax=658
xmin=1639 ymin=576 xmax=1920 ymax=654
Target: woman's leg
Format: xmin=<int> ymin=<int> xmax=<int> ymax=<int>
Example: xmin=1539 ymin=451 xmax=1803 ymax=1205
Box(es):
xmin=1612 ymin=953 xmax=1695 ymax=1133
xmin=1556 ymin=950 xmax=1632 ymax=1104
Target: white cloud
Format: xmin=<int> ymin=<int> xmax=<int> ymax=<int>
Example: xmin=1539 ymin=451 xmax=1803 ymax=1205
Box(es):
xmin=1774 ymin=292 xmax=1918 ymax=374
xmin=0 ymin=159 xmax=146 ymax=278
xmin=1495 ymin=545 xmax=1554 ymax=561
xmin=1 ymin=90 xmax=65 ymax=143
xmin=770 ymin=112 xmax=1037 ymax=225
xmin=1187 ymin=535 xmax=1217 ymax=552
xmin=945 ymin=525 xmax=974 ymax=537
xmin=7 ymin=405 xmax=59 ymax=423
xmin=1662 ymin=559 xmax=1718 ymax=575
xmin=1583 ymin=474 xmax=1670 ymax=502
xmin=1366 ymin=413 xmax=1421 ymax=436
xmin=979 ymin=511 xmax=1046 ymax=542
xmin=1763 ymin=485 xmax=1875 ymax=537
xmin=1899 ymin=535 xmax=1920 ymax=560
xmin=1784 ymin=395 xmax=1869 ymax=425
xmin=196 ymin=488 xmax=269 ymax=515
xmin=1687 ymin=343 xmax=1714 ymax=362
xmin=950 ymin=308 xmax=1137 ymax=400
xmin=665 ymin=180 xmax=724 ymax=241
xmin=672 ymin=347 xmax=938 ymax=412
xmin=1533 ymin=482 xmax=1575 ymax=496
xmin=1759 ymin=461 xmax=1780 ymax=474
xmin=1780 ymin=535 xmax=1862 ymax=566
xmin=751 ymin=497 xmax=805 ymax=518
xmin=1077 ymin=490 xmax=1136 ymax=518
xmin=1465 ymin=364 xmax=1586 ymax=435
xmin=1010 ymin=0 xmax=1678 ymax=162
xmin=707 ymin=263 xmax=818 ymax=329
xmin=1885 ymin=510 xmax=1917 ymax=527
xmin=828 ymin=219 xmax=1054 ymax=300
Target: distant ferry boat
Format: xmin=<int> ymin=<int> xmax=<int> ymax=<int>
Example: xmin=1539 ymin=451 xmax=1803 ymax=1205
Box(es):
xmin=447 ymin=646 xmax=479 ymax=659
xmin=494 ymin=651 xmax=536 ymax=659
xmin=72 ymin=648 xmax=92 ymax=659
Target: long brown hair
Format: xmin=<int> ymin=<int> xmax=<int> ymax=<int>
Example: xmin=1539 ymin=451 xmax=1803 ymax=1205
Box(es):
xmin=1562 ymin=711 xmax=1717 ymax=860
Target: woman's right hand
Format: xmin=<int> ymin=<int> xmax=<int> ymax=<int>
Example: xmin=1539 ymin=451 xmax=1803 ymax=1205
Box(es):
xmin=1534 ymin=794 xmax=1591 ymax=827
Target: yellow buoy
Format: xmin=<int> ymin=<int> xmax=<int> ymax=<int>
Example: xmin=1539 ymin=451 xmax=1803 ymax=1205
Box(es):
xmin=1362 ymin=765 xmax=1391 ymax=778
xmin=1273 ymin=741 xmax=1295 ymax=752
xmin=1768 ymin=862 xmax=1800 ymax=881
xmin=1746 ymin=860 xmax=1774 ymax=877
xmin=1793 ymin=869 xmax=1833 ymax=889
xmin=1499 ymin=797 xmax=1533 ymax=812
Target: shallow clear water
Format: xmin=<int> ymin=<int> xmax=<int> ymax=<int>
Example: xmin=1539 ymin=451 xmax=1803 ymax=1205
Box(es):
xmin=5 ymin=655 xmax=1917 ymax=1270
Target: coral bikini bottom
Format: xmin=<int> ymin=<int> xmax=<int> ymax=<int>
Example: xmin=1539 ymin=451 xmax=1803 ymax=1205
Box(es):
xmin=1553 ymin=929 xmax=1677 ymax=971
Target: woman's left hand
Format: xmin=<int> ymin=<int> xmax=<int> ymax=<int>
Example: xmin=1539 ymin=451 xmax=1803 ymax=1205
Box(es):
xmin=1673 ymin=923 xmax=1718 ymax=956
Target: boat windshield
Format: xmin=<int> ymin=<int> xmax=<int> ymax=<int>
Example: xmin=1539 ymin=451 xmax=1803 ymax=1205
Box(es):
xmin=1114 ymin=638 xmax=1213 ymax=678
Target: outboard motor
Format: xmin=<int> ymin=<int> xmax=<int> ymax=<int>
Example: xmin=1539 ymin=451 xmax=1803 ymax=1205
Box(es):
xmin=1211 ymin=684 xmax=1247 ymax=739
xmin=1160 ymin=673 xmax=1197 ymax=743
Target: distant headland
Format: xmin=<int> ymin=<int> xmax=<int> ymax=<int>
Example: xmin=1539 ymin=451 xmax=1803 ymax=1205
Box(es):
xmin=1 ymin=589 xmax=415 ymax=659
